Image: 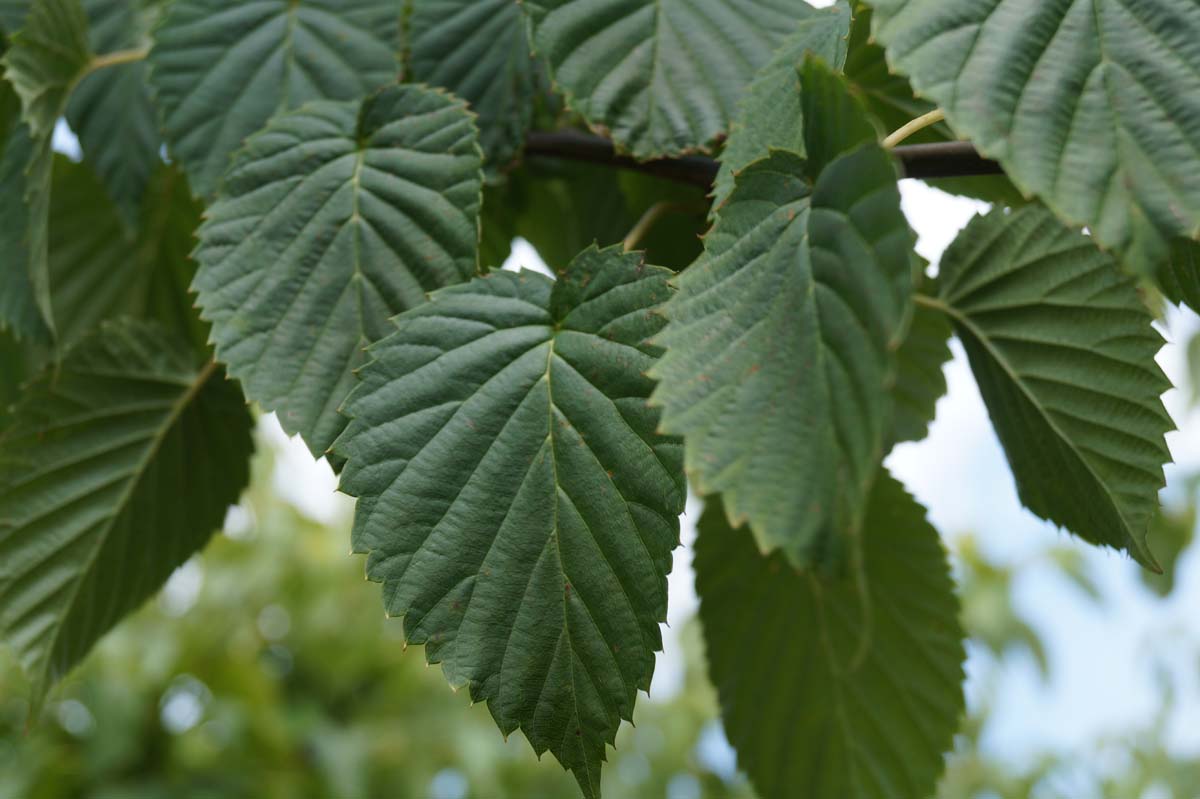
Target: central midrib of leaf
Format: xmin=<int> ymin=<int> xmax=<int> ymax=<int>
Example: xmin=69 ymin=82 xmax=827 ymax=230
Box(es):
xmin=914 ymin=292 xmax=1136 ymax=550
xmin=39 ymin=359 xmax=218 ymax=683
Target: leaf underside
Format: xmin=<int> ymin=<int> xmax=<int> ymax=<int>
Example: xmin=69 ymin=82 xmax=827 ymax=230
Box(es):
xmin=194 ymin=84 xmax=483 ymax=457
xmin=335 ymin=246 xmax=685 ymax=799
xmin=149 ymin=0 xmax=400 ymax=198
xmin=870 ymin=0 xmax=1200 ymax=276
xmin=695 ymin=473 xmax=966 ymax=799
xmin=0 ymin=320 xmax=253 ymax=705
xmin=937 ymin=205 xmax=1173 ymax=569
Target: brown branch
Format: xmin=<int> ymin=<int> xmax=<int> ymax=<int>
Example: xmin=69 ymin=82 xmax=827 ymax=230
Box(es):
xmin=523 ymin=130 xmax=1004 ymax=188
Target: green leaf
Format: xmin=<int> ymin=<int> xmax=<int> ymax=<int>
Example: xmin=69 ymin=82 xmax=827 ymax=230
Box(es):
xmin=0 ymin=92 xmax=52 ymax=342
xmin=0 ymin=319 xmax=253 ymax=705
xmin=870 ymin=0 xmax=1200 ymax=276
xmin=1156 ymin=238 xmax=1200 ymax=312
xmin=652 ymin=66 xmax=912 ymax=567
xmin=523 ymin=0 xmax=804 ymax=159
xmin=0 ymin=327 xmax=31 ymax=428
xmin=65 ymin=0 xmax=163 ymax=224
xmin=797 ymin=53 xmax=880 ymax=180
xmin=888 ymin=281 xmax=952 ymax=449
xmin=841 ymin=2 xmax=1025 ymax=207
xmin=712 ymin=1 xmax=852 ymax=210
xmin=48 ymin=158 xmax=204 ymax=350
xmin=194 ymin=84 xmax=483 ymax=458
xmin=694 ymin=473 xmax=965 ymax=799
xmin=934 ymin=205 xmax=1173 ymax=569
xmin=334 ymin=246 xmax=685 ymax=799
xmin=408 ymin=0 xmax=536 ymax=170
xmin=149 ymin=0 xmax=400 ymax=198
xmin=2 ymin=0 xmax=90 ymax=139
xmin=0 ymin=0 xmax=96 ymax=344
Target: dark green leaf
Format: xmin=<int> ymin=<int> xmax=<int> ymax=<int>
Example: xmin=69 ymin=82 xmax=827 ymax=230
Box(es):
xmin=2 ymin=0 xmax=90 ymax=138
xmin=0 ymin=93 xmax=52 ymax=342
xmin=935 ymin=205 xmax=1173 ymax=569
xmin=871 ymin=0 xmax=1200 ymax=276
xmin=66 ymin=0 xmax=163 ymax=223
xmin=194 ymin=84 xmax=483 ymax=457
xmin=408 ymin=0 xmax=536 ymax=170
xmin=524 ymin=0 xmax=805 ymax=159
xmin=0 ymin=319 xmax=253 ymax=705
xmin=652 ymin=66 xmax=912 ymax=567
xmin=334 ymin=246 xmax=685 ymax=799
xmin=149 ymin=0 xmax=400 ymax=198
xmin=712 ymin=1 xmax=852 ymax=210
xmin=695 ymin=474 xmax=965 ymax=799
xmin=888 ymin=282 xmax=952 ymax=449
xmin=1156 ymin=238 xmax=1200 ymax=312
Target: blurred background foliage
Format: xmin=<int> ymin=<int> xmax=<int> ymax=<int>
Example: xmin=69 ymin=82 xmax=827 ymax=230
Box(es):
xmin=1 ymin=255 xmax=1198 ymax=799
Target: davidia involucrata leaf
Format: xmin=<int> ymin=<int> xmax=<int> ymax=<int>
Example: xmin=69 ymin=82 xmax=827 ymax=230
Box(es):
xmin=523 ymin=0 xmax=809 ymax=160
xmin=0 ymin=320 xmax=253 ymax=706
xmin=652 ymin=59 xmax=912 ymax=567
xmin=935 ymin=205 xmax=1173 ymax=569
xmin=695 ymin=473 xmax=965 ymax=799
xmin=194 ymin=84 xmax=483 ymax=457
xmin=870 ymin=0 xmax=1200 ymax=277
xmin=149 ymin=0 xmax=400 ymax=197
xmin=334 ymin=246 xmax=685 ymax=799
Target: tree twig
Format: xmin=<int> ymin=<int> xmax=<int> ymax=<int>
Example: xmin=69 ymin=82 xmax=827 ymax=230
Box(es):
xmin=523 ymin=130 xmax=1005 ymax=187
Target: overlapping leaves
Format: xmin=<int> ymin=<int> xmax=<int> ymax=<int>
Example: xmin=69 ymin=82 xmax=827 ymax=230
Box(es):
xmin=194 ymin=84 xmax=483 ymax=457
xmin=870 ymin=0 xmax=1200 ymax=278
xmin=695 ymin=475 xmax=965 ymax=799
xmin=524 ymin=0 xmax=804 ymax=159
xmin=149 ymin=0 xmax=400 ymax=197
xmin=935 ymin=205 xmax=1173 ymax=568
xmin=0 ymin=320 xmax=253 ymax=705
xmin=653 ymin=61 xmax=912 ymax=567
xmin=335 ymin=246 xmax=685 ymax=798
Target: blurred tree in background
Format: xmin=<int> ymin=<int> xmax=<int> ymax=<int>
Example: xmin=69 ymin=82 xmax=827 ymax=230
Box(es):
xmin=3 ymin=327 xmax=1198 ymax=799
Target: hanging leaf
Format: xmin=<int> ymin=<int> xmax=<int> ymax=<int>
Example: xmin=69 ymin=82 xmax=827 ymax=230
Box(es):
xmin=0 ymin=0 xmax=94 ymax=343
xmin=524 ymin=0 xmax=803 ymax=159
xmin=0 ymin=319 xmax=253 ymax=706
xmin=888 ymin=281 xmax=952 ymax=449
xmin=1157 ymin=238 xmax=1200 ymax=312
xmin=695 ymin=474 xmax=965 ymax=799
xmin=870 ymin=0 xmax=1200 ymax=276
xmin=195 ymin=84 xmax=483 ymax=458
xmin=66 ymin=0 xmax=163 ymax=223
xmin=335 ymin=246 xmax=685 ymax=799
xmin=408 ymin=0 xmax=537 ymax=170
xmin=712 ymin=1 xmax=852 ymax=210
xmin=48 ymin=157 xmax=204 ymax=349
xmin=652 ymin=61 xmax=911 ymax=567
xmin=0 ymin=90 xmax=51 ymax=342
xmin=149 ymin=0 xmax=400 ymax=198
xmin=935 ymin=205 xmax=1173 ymax=569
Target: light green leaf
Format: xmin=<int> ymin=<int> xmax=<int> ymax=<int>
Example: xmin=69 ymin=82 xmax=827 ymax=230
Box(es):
xmin=195 ymin=84 xmax=483 ymax=458
xmin=523 ymin=0 xmax=803 ymax=159
xmin=409 ymin=0 xmax=536 ymax=170
xmin=934 ymin=205 xmax=1173 ymax=569
xmin=149 ymin=0 xmax=400 ymax=198
xmin=870 ymin=0 xmax=1200 ymax=276
xmin=695 ymin=473 xmax=965 ymax=799
xmin=0 ymin=319 xmax=253 ymax=705
xmin=334 ymin=246 xmax=685 ymax=799
xmin=712 ymin=1 xmax=852 ymax=210
xmin=652 ymin=67 xmax=912 ymax=567
xmin=66 ymin=0 xmax=163 ymax=224
xmin=888 ymin=277 xmax=952 ymax=449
